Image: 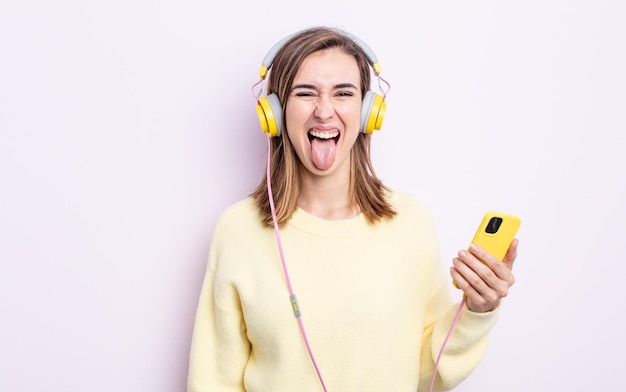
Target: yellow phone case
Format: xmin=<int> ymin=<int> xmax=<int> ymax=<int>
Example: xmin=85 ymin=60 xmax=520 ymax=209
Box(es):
xmin=471 ymin=211 xmax=521 ymax=261
xmin=453 ymin=211 xmax=521 ymax=289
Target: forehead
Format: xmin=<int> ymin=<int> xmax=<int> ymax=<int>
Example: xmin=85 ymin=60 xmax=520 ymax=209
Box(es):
xmin=293 ymin=47 xmax=360 ymax=85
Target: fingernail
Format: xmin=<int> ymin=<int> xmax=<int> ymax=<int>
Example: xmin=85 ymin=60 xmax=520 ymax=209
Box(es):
xmin=458 ymin=250 xmax=467 ymax=258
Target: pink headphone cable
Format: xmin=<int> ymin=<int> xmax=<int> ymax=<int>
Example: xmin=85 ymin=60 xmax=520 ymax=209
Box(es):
xmin=265 ymin=134 xmax=465 ymax=392
xmin=429 ymin=298 xmax=467 ymax=392
xmin=265 ymin=135 xmax=329 ymax=392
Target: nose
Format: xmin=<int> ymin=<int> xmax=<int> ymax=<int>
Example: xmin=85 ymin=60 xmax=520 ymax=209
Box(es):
xmin=314 ymin=95 xmax=335 ymax=120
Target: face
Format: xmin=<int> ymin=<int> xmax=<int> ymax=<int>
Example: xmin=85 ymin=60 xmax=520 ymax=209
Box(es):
xmin=284 ymin=47 xmax=362 ymax=180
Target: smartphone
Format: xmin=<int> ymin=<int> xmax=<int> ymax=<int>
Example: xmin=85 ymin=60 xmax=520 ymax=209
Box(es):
xmin=453 ymin=211 xmax=521 ymax=288
xmin=471 ymin=211 xmax=521 ymax=261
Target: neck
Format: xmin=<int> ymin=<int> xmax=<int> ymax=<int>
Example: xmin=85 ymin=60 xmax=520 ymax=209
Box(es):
xmin=298 ymin=171 xmax=359 ymax=220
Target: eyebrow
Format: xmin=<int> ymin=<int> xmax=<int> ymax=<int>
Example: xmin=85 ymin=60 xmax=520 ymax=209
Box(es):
xmin=291 ymin=83 xmax=359 ymax=91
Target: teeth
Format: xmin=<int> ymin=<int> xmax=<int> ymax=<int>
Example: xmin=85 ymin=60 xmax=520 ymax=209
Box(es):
xmin=309 ymin=130 xmax=339 ymax=139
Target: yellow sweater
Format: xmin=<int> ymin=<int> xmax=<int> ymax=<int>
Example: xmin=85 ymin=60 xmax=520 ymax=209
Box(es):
xmin=188 ymin=191 xmax=498 ymax=391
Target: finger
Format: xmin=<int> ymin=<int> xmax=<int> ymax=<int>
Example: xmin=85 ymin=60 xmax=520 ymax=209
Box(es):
xmin=450 ymin=263 xmax=478 ymax=296
xmin=450 ymin=262 xmax=500 ymax=312
xmin=468 ymin=243 xmax=515 ymax=284
xmin=460 ymin=248 xmax=499 ymax=285
xmin=501 ymin=238 xmax=519 ymax=271
xmin=467 ymin=243 xmax=499 ymax=266
xmin=452 ymin=252 xmax=494 ymax=293
xmin=458 ymin=248 xmax=514 ymax=295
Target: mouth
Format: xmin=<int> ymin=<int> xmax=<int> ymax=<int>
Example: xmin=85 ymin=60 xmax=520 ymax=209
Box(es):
xmin=308 ymin=129 xmax=340 ymax=143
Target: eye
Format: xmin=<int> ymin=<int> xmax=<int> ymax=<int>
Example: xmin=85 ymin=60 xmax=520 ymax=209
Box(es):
xmin=336 ymin=90 xmax=355 ymax=98
xmin=290 ymin=84 xmax=319 ymax=99
xmin=291 ymin=87 xmax=318 ymax=100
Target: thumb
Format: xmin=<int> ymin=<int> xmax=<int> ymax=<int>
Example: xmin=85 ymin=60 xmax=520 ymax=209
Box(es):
xmin=502 ymin=238 xmax=519 ymax=271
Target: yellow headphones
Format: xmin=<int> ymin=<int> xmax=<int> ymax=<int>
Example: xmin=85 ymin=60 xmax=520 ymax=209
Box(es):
xmin=255 ymin=29 xmax=387 ymax=138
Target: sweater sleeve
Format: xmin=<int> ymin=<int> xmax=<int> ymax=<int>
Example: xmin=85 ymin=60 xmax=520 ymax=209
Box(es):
xmin=417 ymin=269 xmax=499 ymax=391
xmin=187 ymin=223 xmax=251 ymax=392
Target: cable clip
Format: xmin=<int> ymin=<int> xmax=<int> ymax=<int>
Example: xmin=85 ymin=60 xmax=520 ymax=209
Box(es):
xmin=290 ymin=294 xmax=301 ymax=318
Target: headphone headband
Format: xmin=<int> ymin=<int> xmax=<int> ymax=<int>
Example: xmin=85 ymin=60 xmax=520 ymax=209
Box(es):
xmin=259 ymin=28 xmax=382 ymax=80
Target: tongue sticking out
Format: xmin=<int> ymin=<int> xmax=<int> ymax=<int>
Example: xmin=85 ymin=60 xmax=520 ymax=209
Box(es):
xmin=311 ymin=137 xmax=337 ymax=170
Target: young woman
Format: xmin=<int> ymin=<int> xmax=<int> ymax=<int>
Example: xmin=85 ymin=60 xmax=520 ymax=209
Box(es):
xmin=188 ymin=26 xmax=519 ymax=392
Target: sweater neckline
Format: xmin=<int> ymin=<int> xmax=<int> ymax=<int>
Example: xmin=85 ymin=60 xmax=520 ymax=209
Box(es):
xmin=288 ymin=207 xmax=369 ymax=238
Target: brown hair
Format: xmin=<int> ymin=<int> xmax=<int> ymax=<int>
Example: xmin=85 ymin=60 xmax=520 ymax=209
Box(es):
xmin=251 ymin=27 xmax=396 ymax=226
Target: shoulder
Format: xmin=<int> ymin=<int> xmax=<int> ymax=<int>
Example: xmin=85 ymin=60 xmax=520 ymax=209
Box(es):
xmin=213 ymin=198 xmax=264 ymax=237
xmin=383 ymin=189 xmax=438 ymax=235
xmin=387 ymin=190 xmax=432 ymax=219
xmin=219 ymin=197 xmax=259 ymax=221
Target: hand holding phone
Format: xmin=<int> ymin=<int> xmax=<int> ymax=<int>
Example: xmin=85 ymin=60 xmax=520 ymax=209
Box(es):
xmin=452 ymin=211 xmax=521 ymax=289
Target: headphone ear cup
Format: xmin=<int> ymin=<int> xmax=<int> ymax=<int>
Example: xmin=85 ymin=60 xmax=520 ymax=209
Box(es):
xmin=255 ymin=93 xmax=283 ymax=137
xmin=360 ymin=91 xmax=387 ymax=135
